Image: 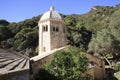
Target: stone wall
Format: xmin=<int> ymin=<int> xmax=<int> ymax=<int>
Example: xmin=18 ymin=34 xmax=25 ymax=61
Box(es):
xmin=31 ymin=53 xmax=53 ymax=76
xmin=85 ymin=53 xmax=106 ymax=80
xmin=50 ymin=20 xmax=66 ymax=50
xmin=0 ymin=69 xmax=29 ymax=80
xmin=39 ymin=19 xmax=67 ymax=54
xmin=30 ymin=47 xmax=65 ymax=78
xmin=39 ymin=21 xmax=51 ymax=53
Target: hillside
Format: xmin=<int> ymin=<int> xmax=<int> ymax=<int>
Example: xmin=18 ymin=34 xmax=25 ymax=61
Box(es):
xmin=0 ymin=4 xmax=120 ymax=58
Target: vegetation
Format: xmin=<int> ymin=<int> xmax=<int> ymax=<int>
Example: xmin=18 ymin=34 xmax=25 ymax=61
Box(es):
xmin=35 ymin=46 xmax=89 ymax=80
xmin=0 ymin=4 xmax=120 ymax=59
xmin=88 ymin=5 xmax=120 ymax=58
xmin=1 ymin=4 xmax=120 ymax=80
xmin=0 ymin=16 xmax=40 ymax=57
xmin=115 ymin=63 xmax=120 ymax=71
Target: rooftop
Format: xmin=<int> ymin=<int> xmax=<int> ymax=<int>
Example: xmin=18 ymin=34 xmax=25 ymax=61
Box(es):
xmin=0 ymin=49 xmax=29 ymax=75
xmin=40 ymin=6 xmax=62 ymax=21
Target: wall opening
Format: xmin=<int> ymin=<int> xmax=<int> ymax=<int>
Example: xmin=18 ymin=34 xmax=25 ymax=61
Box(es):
xmin=52 ymin=26 xmax=59 ymax=32
xmin=43 ymin=47 xmax=46 ymax=52
xmin=43 ymin=25 xmax=48 ymax=32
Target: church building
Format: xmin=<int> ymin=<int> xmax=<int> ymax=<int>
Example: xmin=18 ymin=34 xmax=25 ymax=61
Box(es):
xmin=31 ymin=6 xmax=106 ymax=80
xmin=38 ymin=6 xmax=67 ymax=54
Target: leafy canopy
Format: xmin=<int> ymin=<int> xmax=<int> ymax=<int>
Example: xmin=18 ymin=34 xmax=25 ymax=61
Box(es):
xmin=44 ymin=46 xmax=89 ymax=80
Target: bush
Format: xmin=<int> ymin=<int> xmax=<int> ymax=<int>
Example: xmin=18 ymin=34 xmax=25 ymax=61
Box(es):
xmin=115 ymin=63 xmax=120 ymax=71
xmin=43 ymin=46 xmax=89 ymax=80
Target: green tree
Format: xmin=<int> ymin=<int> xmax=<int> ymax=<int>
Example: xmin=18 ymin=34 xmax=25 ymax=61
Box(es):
xmin=0 ymin=20 xmax=9 ymax=26
xmin=7 ymin=22 xmax=18 ymax=34
xmin=1 ymin=38 xmax=14 ymax=48
xmin=67 ymin=26 xmax=92 ymax=50
xmin=88 ymin=29 xmax=114 ymax=56
xmin=88 ymin=7 xmax=120 ymax=58
xmin=14 ymin=27 xmax=38 ymax=56
xmin=64 ymin=16 xmax=76 ymax=26
xmin=108 ymin=8 xmax=120 ymax=58
xmin=0 ymin=26 xmax=13 ymax=42
xmin=43 ymin=46 xmax=89 ymax=80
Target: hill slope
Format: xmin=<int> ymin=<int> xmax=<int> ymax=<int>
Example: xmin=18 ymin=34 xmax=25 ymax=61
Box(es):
xmin=0 ymin=4 xmax=120 ymax=57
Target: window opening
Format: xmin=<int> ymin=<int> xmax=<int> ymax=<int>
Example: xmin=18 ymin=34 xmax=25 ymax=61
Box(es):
xmin=56 ymin=27 xmax=59 ymax=32
xmin=46 ymin=25 xmax=48 ymax=31
xmin=43 ymin=47 xmax=46 ymax=52
xmin=43 ymin=25 xmax=48 ymax=32
xmin=53 ymin=27 xmax=55 ymax=31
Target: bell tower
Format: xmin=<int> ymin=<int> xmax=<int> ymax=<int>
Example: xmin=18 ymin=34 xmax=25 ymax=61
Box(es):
xmin=38 ymin=6 xmax=66 ymax=54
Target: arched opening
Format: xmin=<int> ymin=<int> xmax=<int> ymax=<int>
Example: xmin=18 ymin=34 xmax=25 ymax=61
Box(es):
xmin=46 ymin=25 xmax=48 ymax=31
xmin=43 ymin=47 xmax=46 ymax=52
xmin=52 ymin=26 xmax=59 ymax=32
xmin=56 ymin=27 xmax=59 ymax=32
xmin=53 ymin=27 xmax=55 ymax=31
xmin=43 ymin=25 xmax=48 ymax=32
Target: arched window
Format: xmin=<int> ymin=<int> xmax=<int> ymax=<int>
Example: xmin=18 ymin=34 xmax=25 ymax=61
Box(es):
xmin=43 ymin=26 xmax=46 ymax=31
xmin=43 ymin=25 xmax=48 ymax=32
xmin=46 ymin=25 xmax=48 ymax=31
xmin=52 ymin=26 xmax=59 ymax=32
xmin=43 ymin=47 xmax=46 ymax=52
xmin=56 ymin=27 xmax=59 ymax=32
xmin=53 ymin=27 xmax=55 ymax=31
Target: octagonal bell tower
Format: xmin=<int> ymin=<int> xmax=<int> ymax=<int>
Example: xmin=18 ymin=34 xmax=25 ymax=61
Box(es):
xmin=38 ymin=6 xmax=67 ymax=54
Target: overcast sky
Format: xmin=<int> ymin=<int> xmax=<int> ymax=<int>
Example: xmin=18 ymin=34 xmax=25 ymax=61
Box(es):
xmin=0 ymin=0 xmax=120 ymax=22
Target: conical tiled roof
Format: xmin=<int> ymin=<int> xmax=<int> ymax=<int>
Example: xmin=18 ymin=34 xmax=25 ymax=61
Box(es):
xmin=0 ymin=49 xmax=29 ymax=75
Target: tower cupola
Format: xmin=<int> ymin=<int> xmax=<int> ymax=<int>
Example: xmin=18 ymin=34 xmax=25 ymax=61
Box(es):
xmin=40 ymin=6 xmax=62 ymax=21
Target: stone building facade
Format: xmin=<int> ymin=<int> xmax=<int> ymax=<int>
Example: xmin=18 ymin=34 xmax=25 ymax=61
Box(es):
xmin=85 ymin=53 xmax=106 ymax=80
xmin=38 ymin=6 xmax=67 ymax=54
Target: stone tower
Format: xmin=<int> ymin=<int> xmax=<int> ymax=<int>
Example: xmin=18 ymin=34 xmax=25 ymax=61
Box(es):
xmin=38 ymin=6 xmax=66 ymax=54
